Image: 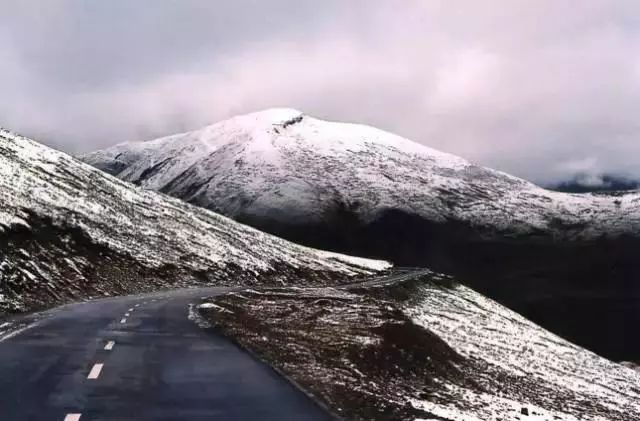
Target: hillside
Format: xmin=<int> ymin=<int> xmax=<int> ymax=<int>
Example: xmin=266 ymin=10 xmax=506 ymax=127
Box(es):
xmin=0 ymin=127 xmax=388 ymax=315
xmin=199 ymin=274 xmax=640 ymax=421
xmin=82 ymin=109 xmax=640 ymax=361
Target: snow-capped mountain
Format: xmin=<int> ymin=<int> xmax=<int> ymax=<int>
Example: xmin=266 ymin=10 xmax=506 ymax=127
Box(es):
xmin=82 ymin=109 xmax=640 ymax=362
xmin=82 ymin=108 xmax=640 ymax=241
xmin=0 ymin=127 xmax=388 ymax=315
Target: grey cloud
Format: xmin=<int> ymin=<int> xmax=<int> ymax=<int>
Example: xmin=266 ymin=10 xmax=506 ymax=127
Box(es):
xmin=1 ymin=0 xmax=640 ymax=184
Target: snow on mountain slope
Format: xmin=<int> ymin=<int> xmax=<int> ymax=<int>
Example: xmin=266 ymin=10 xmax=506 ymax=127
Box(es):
xmin=406 ymin=281 xmax=640 ymax=420
xmin=0 ymin=127 xmax=389 ymax=314
xmin=200 ymin=275 xmax=640 ymax=420
xmin=82 ymin=108 xmax=640 ymax=239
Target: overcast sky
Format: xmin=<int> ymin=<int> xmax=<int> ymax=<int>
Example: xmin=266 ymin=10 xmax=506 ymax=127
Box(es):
xmin=2 ymin=1 xmax=640 ymax=184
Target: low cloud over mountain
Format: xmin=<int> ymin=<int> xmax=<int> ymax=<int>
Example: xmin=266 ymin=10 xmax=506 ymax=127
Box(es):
xmin=3 ymin=1 xmax=640 ymax=184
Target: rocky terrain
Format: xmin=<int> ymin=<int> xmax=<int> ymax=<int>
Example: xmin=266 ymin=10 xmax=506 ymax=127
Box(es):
xmin=198 ymin=273 xmax=640 ymax=421
xmin=83 ymin=109 xmax=640 ymax=361
xmin=0 ymin=127 xmax=389 ymax=316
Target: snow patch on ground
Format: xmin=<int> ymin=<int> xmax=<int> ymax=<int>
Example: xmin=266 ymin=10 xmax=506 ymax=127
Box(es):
xmin=411 ymin=394 xmax=582 ymax=421
xmin=0 ymin=320 xmax=40 ymax=343
xmin=187 ymin=304 xmax=212 ymax=329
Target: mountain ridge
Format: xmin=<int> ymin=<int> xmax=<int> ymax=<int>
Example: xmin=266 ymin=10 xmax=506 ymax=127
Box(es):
xmin=0 ymin=126 xmax=388 ymax=315
xmin=82 ymin=108 xmax=640 ymax=239
xmin=82 ymin=109 xmax=640 ymax=361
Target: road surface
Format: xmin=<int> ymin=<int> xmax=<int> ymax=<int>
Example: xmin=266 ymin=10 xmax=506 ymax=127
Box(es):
xmin=0 ymin=287 xmax=335 ymax=421
xmin=340 ymin=267 xmax=433 ymax=289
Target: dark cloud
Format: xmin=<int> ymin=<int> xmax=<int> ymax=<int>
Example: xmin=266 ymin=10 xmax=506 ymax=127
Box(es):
xmin=2 ymin=0 xmax=640 ymax=183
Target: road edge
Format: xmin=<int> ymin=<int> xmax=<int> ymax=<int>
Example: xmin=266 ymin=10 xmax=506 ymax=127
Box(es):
xmin=193 ymin=303 xmax=345 ymax=421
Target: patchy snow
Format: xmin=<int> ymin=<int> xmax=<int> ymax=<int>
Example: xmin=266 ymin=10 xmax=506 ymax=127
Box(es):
xmin=0 ymin=126 xmax=389 ymax=314
xmin=187 ymin=304 xmax=212 ymax=329
xmin=83 ymin=108 xmax=640 ymax=240
xmin=0 ymin=320 xmax=40 ymax=343
xmin=317 ymin=251 xmax=392 ymax=272
xmin=0 ymin=126 xmax=386 ymax=274
xmin=201 ymin=275 xmax=640 ymax=421
xmin=404 ymin=282 xmax=640 ymax=420
xmin=197 ymin=302 xmax=232 ymax=313
xmin=411 ymin=394 xmax=583 ymax=421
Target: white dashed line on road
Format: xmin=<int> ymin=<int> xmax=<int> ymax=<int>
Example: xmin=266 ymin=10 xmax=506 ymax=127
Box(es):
xmin=128 ymin=308 xmax=134 ymax=312
xmin=120 ymin=318 xmax=127 ymax=324
xmin=104 ymin=341 xmax=115 ymax=351
xmin=87 ymin=363 xmax=104 ymax=379
xmin=124 ymin=313 xmax=130 ymax=317
xmin=64 ymin=414 xmax=81 ymax=421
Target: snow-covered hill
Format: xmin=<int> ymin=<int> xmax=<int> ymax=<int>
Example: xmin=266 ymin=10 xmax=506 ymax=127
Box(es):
xmin=82 ymin=109 xmax=640 ymax=362
xmin=0 ymin=127 xmax=388 ymax=314
xmin=406 ymin=280 xmax=640 ymax=420
xmin=82 ymin=108 xmax=640 ymax=241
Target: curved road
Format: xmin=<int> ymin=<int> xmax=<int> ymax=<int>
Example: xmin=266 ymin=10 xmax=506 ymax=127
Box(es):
xmin=0 ymin=287 xmax=334 ymax=421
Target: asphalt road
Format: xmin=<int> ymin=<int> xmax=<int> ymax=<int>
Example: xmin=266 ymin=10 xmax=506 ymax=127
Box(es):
xmin=340 ymin=267 xmax=433 ymax=289
xmin=0 ymin=287 xmax=335 ymax=421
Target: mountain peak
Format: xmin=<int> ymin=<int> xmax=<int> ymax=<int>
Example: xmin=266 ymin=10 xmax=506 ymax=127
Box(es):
xmin=240 ymin=107 xmax=305 ymax=124
xmin=82 ymin=110 xmax=640 ymax=239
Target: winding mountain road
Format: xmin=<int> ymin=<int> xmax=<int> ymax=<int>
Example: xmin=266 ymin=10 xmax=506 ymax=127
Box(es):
xmin=0 ymin=287 xmax=335 ymax=421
